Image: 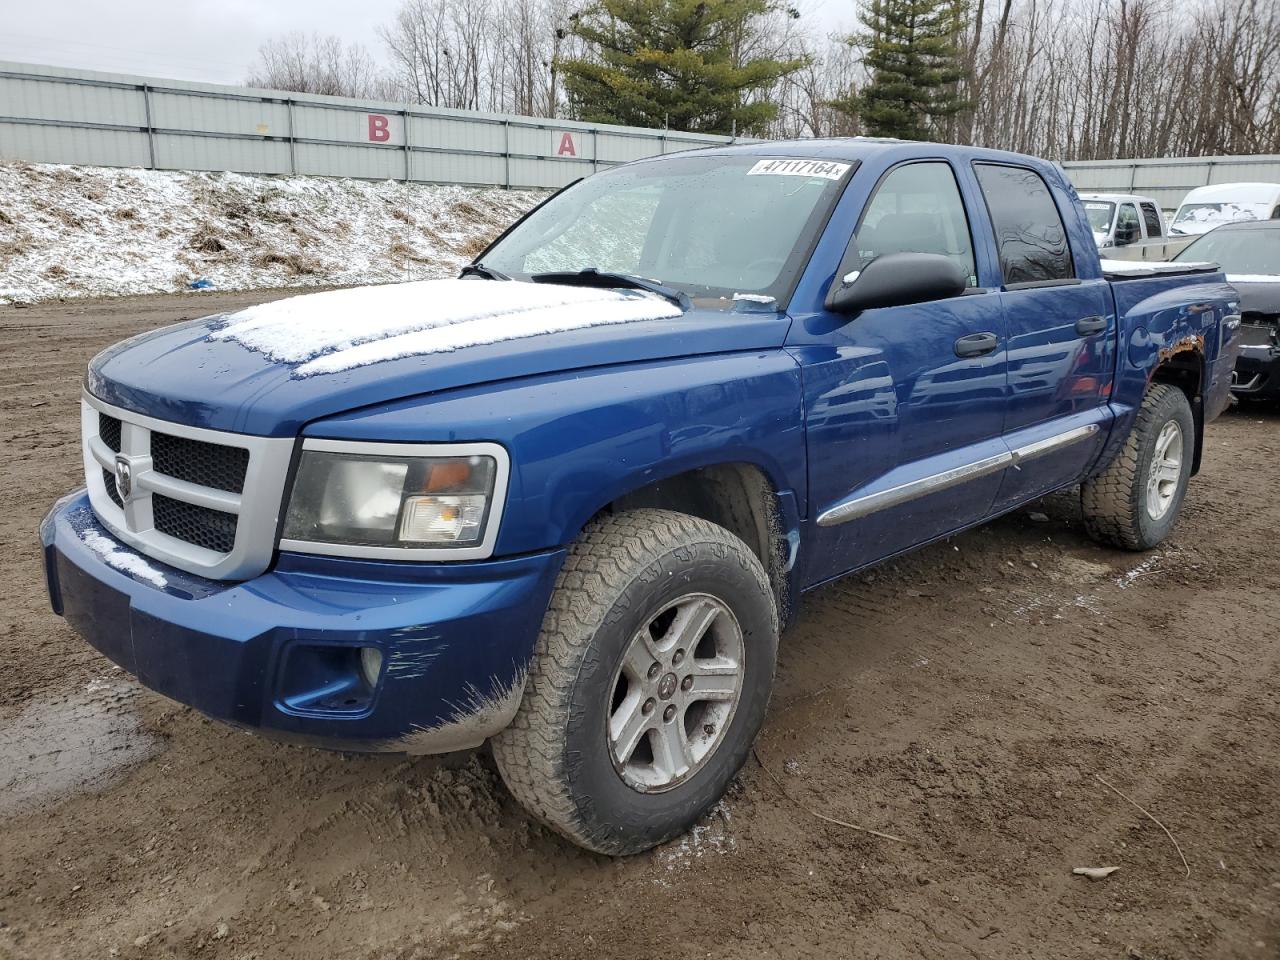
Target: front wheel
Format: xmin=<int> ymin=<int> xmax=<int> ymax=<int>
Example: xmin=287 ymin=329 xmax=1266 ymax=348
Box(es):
xmin=1081 ymin=383 xmax=1195 ymax=550
xmin=492 ymin=509 xmax=778 ymax=855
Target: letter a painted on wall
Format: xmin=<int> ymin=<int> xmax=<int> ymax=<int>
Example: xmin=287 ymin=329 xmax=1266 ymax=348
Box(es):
xmin=368 ymin=115 xmax=391 ymax=142
xmin=556 ymin=132 xmax=577 ymax=157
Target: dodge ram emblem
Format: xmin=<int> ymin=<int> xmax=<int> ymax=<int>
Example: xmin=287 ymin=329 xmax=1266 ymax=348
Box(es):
xmin=114 ymin=455 xmax=133 ymax=502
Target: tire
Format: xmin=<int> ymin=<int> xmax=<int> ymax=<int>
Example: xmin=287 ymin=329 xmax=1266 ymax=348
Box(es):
xmin=492 ymin=508 xmax=778 ymax=855
xmin=1081 ymin=383 xmax=1195 ymax=551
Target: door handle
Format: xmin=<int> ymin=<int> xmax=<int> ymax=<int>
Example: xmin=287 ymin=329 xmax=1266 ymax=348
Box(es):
xmin=954 ymin=332 xmax=999 ymax=358
xmin=1075 ymin=315 xmax=1107 ymax=336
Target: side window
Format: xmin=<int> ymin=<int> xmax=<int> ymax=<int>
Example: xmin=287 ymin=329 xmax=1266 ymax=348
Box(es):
xmin=1116 ymin=203 xmax=1142 ymax=243
xmin=1141 ymin=202 xmax=1163 ymax=237
xmin=849 ymin=162 xmax=977 ymax=287
xmin=973 ymin=163 xmax=1074 ymax=284
xmin=1272 ymin=205 xmax=1280 ymax=219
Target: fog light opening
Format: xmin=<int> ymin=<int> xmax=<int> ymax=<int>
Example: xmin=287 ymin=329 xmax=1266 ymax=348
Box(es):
xmin=360 ymin=646 xmax=384 ymax=689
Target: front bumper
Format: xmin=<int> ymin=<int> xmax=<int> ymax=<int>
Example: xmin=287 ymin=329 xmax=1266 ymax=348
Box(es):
xmin=40 ymin=491 xmax=564 ymax=754
xmin=1232 ymin=342 xmax=1280 ymax=398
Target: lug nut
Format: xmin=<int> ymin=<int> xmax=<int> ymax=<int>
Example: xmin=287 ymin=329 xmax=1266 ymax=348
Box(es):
xmin=662 ymin=704 xmax=677 ymax=723
xmin=642 ymin=698 xmax=656 ymax=715
xmin=672 ymin=649 xmax=685 ymax=666
xmin=647 ymin=662 xmax=661 ymax=680
xmin=703 ymin=723 xmax=715 ymax=736
xmin=681 ymin=675 xmax=693 ymax=691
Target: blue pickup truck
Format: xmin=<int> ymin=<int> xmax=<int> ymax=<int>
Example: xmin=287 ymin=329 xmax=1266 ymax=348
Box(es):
xmin=41 ymin=139 xmax=1239 ymax=855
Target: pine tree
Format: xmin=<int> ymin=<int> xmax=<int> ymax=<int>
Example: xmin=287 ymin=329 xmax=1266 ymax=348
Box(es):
xmin=834 ymin=0 xmax=970 ymax=140
xmin=558 ymin=0 xmax=807 ymax=136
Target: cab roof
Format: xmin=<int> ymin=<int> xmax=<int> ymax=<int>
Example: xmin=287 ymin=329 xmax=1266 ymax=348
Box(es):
xmin=659 ymin=136 xmax=1064 ymax=171
xmin=1079 ymin=192 xmax=1160 ymax=205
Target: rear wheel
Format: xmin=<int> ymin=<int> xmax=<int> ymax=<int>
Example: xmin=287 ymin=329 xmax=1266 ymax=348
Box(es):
xmin=492 ymin=509 xmax=778 ymax=855
xmin=1081 ymin=383 xmax=1195 ymax=550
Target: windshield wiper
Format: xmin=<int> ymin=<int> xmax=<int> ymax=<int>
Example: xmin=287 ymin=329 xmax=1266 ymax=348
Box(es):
xmin=460 ymin=262 xmax=511 ymax=281
xmin=530 ymin=268 xmax=690 ymax=310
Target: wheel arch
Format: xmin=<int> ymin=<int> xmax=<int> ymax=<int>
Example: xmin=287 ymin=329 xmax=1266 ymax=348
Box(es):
xmin=584 ymin=460 xmax=801 ymax=628
xmin=1149 ymin=342 xmax=1205 ymax=475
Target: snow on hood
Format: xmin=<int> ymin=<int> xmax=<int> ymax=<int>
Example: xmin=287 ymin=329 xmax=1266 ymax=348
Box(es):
xmin=209 ymin=279 xmax=684 ymax=377
xmin=1225 ymin=274 xmax=1280 ymax=283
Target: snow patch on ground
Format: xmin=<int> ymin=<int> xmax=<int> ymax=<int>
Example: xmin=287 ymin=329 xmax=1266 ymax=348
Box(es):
xmin=0 ymin=161 xmax=542 ymax=304
xmin=1116 ymin=554 xmax=1163 ymax=588
xmin=210 ymin=279 xmax=683 ymax=376
xmin=1011 ymin=592 xmax=1104 ymax=621
xmin=79 ymin=529 xmax=168 ymax=588
xmin=653 ymin=802 xmax=736 ymax=879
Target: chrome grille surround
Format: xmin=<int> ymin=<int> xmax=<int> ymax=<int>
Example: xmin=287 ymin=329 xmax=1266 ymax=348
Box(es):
xmin=81 ymin=390 xmax=295 ymax=580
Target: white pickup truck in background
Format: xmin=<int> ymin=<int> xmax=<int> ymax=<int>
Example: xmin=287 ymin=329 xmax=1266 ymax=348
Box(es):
xmin=1083 ymin=183 xmax=1280 ymax=263
xmin=1081 ymin=192 xmax=1169 ymax=257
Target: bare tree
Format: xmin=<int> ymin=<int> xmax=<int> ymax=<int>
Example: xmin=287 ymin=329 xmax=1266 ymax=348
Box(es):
xmin=253 ymin=0 xmax=1279 ymax=156
xmin=247 ymin=33 xmax=394 ymax=99
xmin=959 ymin=0 xmax=1280 ymax=158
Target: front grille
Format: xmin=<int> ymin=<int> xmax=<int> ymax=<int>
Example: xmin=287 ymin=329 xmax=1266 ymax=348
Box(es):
xmin=99 ymin=414 xmax=122 ymax=453
xmin=102 ymin=467 xmax=124 ymax=508
xmin=153 ymin=495 xmax=237 ymax=554
xmin=84 ymin=396 xmax=292 ymax=579
xmin=151 ymin=432 xmax=249 ymax=494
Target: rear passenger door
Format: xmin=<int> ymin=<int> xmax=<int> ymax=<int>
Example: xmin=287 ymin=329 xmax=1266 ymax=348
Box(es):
xmin=971 ymin=163 xmax=1115 ymax=511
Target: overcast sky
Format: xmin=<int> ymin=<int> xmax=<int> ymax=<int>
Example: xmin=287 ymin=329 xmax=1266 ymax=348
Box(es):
xmin=0 ymin=0 xmax=850 ymax=88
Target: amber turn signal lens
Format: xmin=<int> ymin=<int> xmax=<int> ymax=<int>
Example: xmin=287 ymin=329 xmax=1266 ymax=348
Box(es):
xmin=423 ymin=460 xmax=473 ymax=492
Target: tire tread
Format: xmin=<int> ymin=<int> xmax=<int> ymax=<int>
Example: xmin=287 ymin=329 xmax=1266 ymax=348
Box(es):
xmin=1081 ymin=383 xmax=1190 ymax=550
xmin=492 ymin=508 xmax=773 ymax=853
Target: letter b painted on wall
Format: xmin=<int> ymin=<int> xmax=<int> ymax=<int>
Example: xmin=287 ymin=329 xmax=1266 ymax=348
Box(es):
xmin=368 ymin=114 xmax=391 ymax=142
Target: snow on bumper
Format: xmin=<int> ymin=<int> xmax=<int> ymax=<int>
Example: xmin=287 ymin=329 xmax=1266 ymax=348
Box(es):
xmin=40 ymin=491 xmax=564 ymax=754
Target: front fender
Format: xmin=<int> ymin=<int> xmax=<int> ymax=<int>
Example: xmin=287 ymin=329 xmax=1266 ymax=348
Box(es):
xmin=304 ymin=351 xmax=808 ymax=556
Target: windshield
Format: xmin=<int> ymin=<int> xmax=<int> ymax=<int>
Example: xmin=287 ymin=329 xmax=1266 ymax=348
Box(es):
xmin=1174 ymin=227 xmax=1280 ymax=275
xmin=481 ymin=155 xmax=854 ymax=304
xmin=1172 ymin=202 xmax=1264 ymax=229
xmin=1084 ymin=201 xmax=1115 ymax=234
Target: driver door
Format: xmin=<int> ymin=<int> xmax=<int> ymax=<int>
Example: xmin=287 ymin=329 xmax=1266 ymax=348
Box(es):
xmin=787 ymin=160 xmax=1009 ymax=587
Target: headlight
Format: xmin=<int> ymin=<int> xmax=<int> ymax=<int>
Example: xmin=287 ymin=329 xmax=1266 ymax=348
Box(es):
xmin=279 ymin=440 xmax=509 ymax=560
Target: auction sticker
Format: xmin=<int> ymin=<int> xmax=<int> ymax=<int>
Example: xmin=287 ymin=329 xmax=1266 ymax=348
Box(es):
xmin=747 ymin=158 xmax=851 ymax=180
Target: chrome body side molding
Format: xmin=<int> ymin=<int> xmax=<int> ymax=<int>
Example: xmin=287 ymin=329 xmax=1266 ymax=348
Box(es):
xmin=816 ymin=423 xmax=1099 ymax=527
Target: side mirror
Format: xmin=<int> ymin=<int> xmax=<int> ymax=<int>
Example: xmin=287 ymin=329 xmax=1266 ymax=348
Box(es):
xmin=825 ymin=252 xmax=969 ymax=314
xmin=1115 ymin=223 xmax=1138 ymax=245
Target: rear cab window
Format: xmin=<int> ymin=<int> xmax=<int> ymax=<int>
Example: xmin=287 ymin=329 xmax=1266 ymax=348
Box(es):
xmin=973 ymin=163 xmax=1076 ymax=287
xmin=843 ymin=161 xmax=978 ymax=289
xmin=1141 ymin=202 xmax=1163 ymax=238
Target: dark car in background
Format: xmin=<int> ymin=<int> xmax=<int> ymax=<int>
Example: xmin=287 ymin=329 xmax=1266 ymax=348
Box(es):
xmin=1175 ymin=221 xmax=1280 ymax=399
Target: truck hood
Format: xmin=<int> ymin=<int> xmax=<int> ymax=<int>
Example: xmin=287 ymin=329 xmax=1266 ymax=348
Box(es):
xmin=87 ymin=279 xmax=792 ymax=436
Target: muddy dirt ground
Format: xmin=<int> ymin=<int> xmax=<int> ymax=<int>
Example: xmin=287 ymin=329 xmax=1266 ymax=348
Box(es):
xmin=1 ymin=291 xmax=1277 ymax=960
